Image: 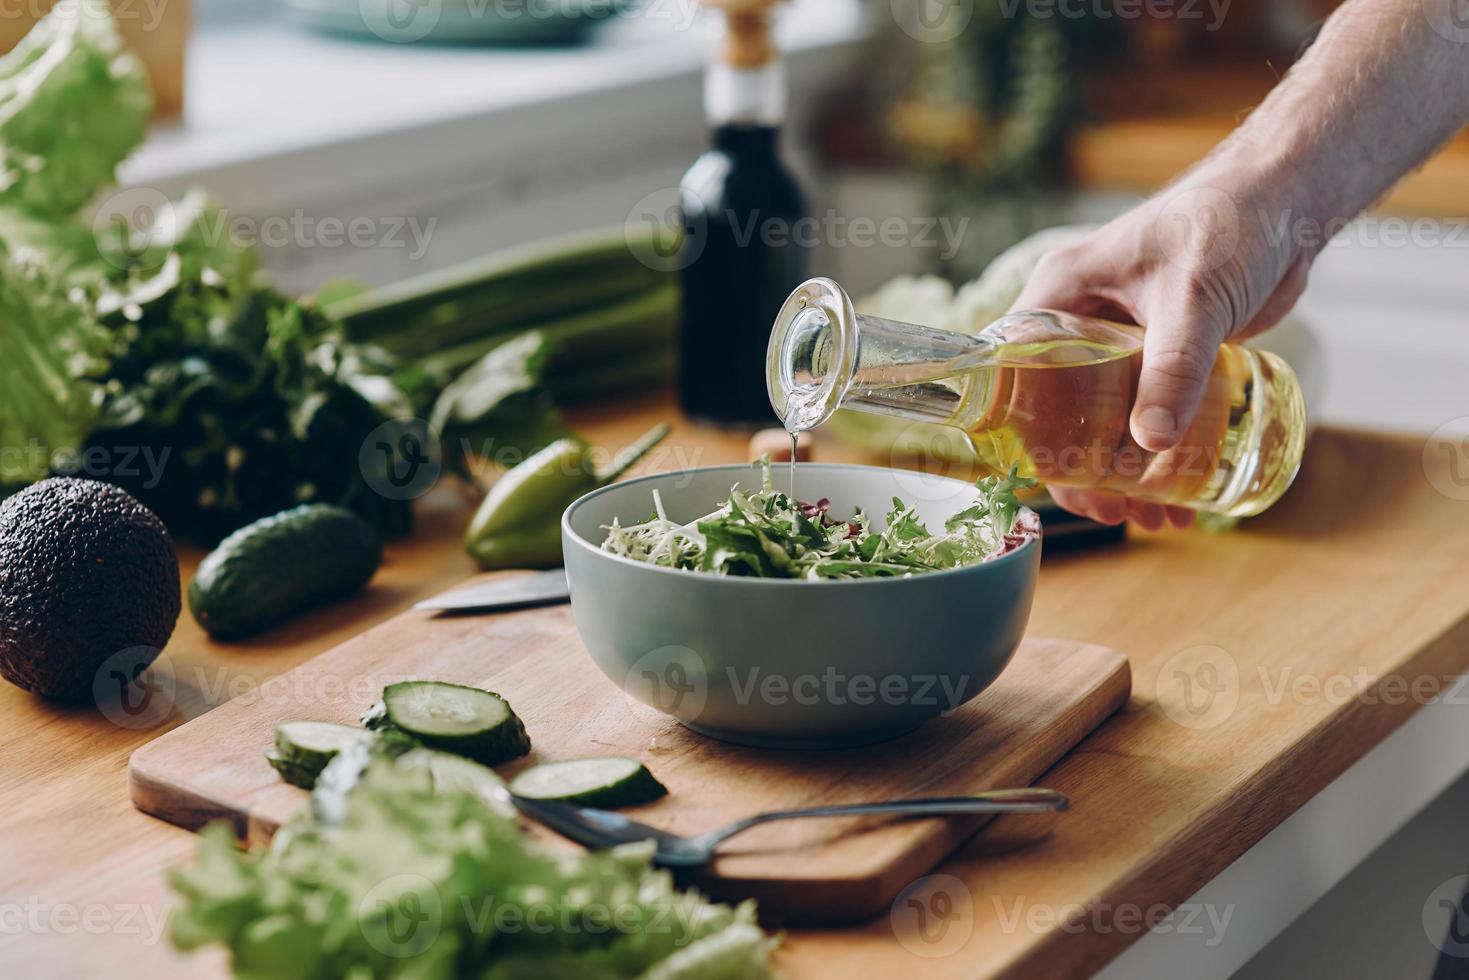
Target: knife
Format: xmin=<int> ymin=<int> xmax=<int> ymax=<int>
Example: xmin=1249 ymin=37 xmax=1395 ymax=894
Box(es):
xmin=414 ymin=569 xmax=571 ymax=613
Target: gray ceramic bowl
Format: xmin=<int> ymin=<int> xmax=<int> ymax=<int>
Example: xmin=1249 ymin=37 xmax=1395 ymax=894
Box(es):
xmin=561 ymin=463 xmax=1040 ymax=749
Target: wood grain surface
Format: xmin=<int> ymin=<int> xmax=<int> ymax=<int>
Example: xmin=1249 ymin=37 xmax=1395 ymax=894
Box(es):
xmin=129 ymin=609 xmax=1129 ymax=923
xmin=4 ymin=393 xmax=1469 ymax=979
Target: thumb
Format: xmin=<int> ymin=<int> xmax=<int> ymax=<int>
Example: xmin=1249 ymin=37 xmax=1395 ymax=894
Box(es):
xmin=1130 ymin=299 xmax=1230 ymax=452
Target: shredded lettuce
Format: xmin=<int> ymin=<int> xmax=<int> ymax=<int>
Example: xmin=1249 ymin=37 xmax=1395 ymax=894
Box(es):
xmin=601 ymin=458 xmax=1036 ymax=580
xmin=0 ymin=242 xmax=112 ymax=486
xmin=0 ymin=0 xmax=151 ymax=218
xmin=169 ymin=756 xmax=778 ymax=980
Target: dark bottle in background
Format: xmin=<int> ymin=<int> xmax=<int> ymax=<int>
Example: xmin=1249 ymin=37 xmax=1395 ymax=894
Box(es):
xmin=678 ymin=3 xmax=809 ymax=427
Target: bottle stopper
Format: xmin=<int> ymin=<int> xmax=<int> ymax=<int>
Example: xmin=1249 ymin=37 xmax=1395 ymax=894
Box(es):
xmin=703 ymin=0 xmax=781 ymax=68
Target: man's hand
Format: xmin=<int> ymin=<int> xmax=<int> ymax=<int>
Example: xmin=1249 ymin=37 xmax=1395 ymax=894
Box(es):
xmin=1011 ymin=0 xmax=1469 ymax=528
xmin=1010 ymin=167 xmax=1309 ymax=529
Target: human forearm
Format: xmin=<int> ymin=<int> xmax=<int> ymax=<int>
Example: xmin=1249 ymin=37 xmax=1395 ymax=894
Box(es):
xmin=1011 ymin=0 xmax=1469 ymax=526
xmin=1203 ymin=0 xmax=1469 ymax=245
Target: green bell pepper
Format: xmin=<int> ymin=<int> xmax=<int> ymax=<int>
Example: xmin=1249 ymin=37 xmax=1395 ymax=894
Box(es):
xmin=465 ymin=422 xmax=670 ymax=569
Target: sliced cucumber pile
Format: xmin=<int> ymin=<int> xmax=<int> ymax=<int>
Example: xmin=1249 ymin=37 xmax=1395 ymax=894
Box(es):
xmin=396 ymin=748 xmax=517 ymax=819
xmin=268 ymin=721 xmax=374 ymax=788
xmin=378 ymin=680 xmax=531 ymax=765
xmin=509 ymin=756 xmax=667 ymax=809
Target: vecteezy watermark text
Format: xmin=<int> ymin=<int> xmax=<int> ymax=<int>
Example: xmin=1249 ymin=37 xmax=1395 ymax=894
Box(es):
xmin=94 ymin=187 xmax=438 ymax=268
xmin=1 ymin=440 xmax=170 ymax=489
xmin=624 ymin=188 xmax=972 ymax=271
xmin=991 ymin=895 xmax=1234 ymax=946
xmin=1 ymin=0 xmax=171 ymax=32
xmin=726 ymin=666 xmax=971 ymax=712
xmin=1259 ymin=209 xmax=1469 ymax=251
xmin=0 ymin=898 xmax=168 ymax=946
xmin=998 ymin=0 xmax=1231 ymax=29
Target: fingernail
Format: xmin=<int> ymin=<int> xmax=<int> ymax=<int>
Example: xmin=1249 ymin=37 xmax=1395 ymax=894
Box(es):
xmin=1136 ymin=405 xmax=1177 ymax=442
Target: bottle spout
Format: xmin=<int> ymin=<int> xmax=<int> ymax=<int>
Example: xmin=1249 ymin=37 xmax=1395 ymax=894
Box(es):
xmin=766 ymin=277 xmax=994 ymax=434
xmin=766 ymin=278 xmax=860 ymax=433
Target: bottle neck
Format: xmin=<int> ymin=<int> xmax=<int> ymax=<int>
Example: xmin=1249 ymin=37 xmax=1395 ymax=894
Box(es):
xmin=705 ymin=60 xmax=786 ymax=129
xmin=711 ymin=123 xmax=781 ymax=158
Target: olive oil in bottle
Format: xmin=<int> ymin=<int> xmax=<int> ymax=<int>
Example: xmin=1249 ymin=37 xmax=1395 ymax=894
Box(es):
xmin=678 ymin=0 xmax=809 ymax=427
xmin=767 ymin=278 xmax=1307 ymax=517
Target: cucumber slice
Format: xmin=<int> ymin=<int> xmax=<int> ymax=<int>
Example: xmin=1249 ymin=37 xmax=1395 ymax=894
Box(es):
xmin=273 ymin=721 xmax=374 ymax=772
xmin=381 ymin=681 xmax=531 ymax=765
xmin=395 ymin=748 xmax=517 ymax=819
xmin=264 ymin=750 xmax=318 ymax=789
xmin=508 ymin=757 xmax=667 ymax=809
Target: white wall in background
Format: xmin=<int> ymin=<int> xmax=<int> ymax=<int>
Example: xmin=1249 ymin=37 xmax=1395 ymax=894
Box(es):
xmin=124 ymin=2 xmax=864 ymax=294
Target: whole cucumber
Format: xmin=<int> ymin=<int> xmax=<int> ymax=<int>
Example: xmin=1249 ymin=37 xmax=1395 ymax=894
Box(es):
xmin=189 ymin=505 xmax=382 ymax=640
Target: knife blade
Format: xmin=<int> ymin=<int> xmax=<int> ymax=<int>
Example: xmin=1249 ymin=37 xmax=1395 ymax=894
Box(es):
xmin=414 ymin=569 xmax=570 ymax=613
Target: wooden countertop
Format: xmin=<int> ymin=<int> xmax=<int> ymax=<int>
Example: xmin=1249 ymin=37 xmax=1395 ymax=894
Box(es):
xmin=4 ymin=392 xmax=1468 ymax=978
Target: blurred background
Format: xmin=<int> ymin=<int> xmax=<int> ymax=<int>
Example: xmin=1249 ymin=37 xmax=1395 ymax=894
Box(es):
xmin=48 ymin=0 xmax=1464 ymax=439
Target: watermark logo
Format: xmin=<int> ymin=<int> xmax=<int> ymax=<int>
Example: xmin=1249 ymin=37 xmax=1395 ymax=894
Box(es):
xmin=1152 ymin=185 xmax=1241 ymax=274
xmin=891 ymin=0 xmax=975 ymax=43
xmin=888 ymin=458 xmax=979 ymax=505
xmin=622 ymin=645 xmax=709 ymax=725
xmin=360 ymin=874 xmax=443 ymax=958
xmin=360 ymin=0 xmax=442 ymax=42
xmin=1424 ymin=874 xmax=1469 ymax=957
xmin=625 ymin=187 xmax=699 ymax=272
xmin=1423 ymin=0 xmax=1469 ymax=44
xmin=93 ymin=647 xmax=175 ymax=731
xmin=360 ymin=418 xmax=442 ymax=501
xmin=92 ymin=185 xmax=177 ymax=272
xmin=1155 ymin=643 xmax=1239 ymax=730
xmin=891 ymin=874 xmax=974 ymax=958
xmin=1423 ymin=418 xmax=1469 ymax=501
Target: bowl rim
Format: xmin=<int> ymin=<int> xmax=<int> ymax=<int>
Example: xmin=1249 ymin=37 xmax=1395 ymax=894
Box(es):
xmin=561 ymin=461 xmax=1041 ymax=588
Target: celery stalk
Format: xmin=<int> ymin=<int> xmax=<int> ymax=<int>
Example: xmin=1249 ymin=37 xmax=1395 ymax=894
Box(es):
xmin=416 ymin=281 xmax=677 ymax=381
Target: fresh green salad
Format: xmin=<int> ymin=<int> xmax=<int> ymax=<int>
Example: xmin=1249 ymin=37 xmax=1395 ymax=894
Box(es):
xmin=601 ymin=461 xmax=1038 ymax=580
xmin=172 ymin=754 xmax=775 ymax=980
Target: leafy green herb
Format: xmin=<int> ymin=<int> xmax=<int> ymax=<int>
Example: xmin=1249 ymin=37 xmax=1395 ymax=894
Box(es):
xmin=601 ymin=460 xmax=1037 ymax=580
xmin=170 ymin=753 xmax=777 ymax=980
xmin=0 ymin=3 xmax=569 ymax=539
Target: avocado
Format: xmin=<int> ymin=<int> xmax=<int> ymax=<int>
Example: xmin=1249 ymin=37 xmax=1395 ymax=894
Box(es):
xmin=0 ymin=478 xmax=181 ymax=699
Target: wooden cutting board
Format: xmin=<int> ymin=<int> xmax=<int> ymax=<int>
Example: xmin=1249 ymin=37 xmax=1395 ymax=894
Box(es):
xmin=130 ymin=584 xmax=1130 ymax=923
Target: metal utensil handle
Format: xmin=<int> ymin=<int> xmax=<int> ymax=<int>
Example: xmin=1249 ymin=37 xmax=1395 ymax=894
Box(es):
xmin=697 ymin=787 xmax=1069 ymax=849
